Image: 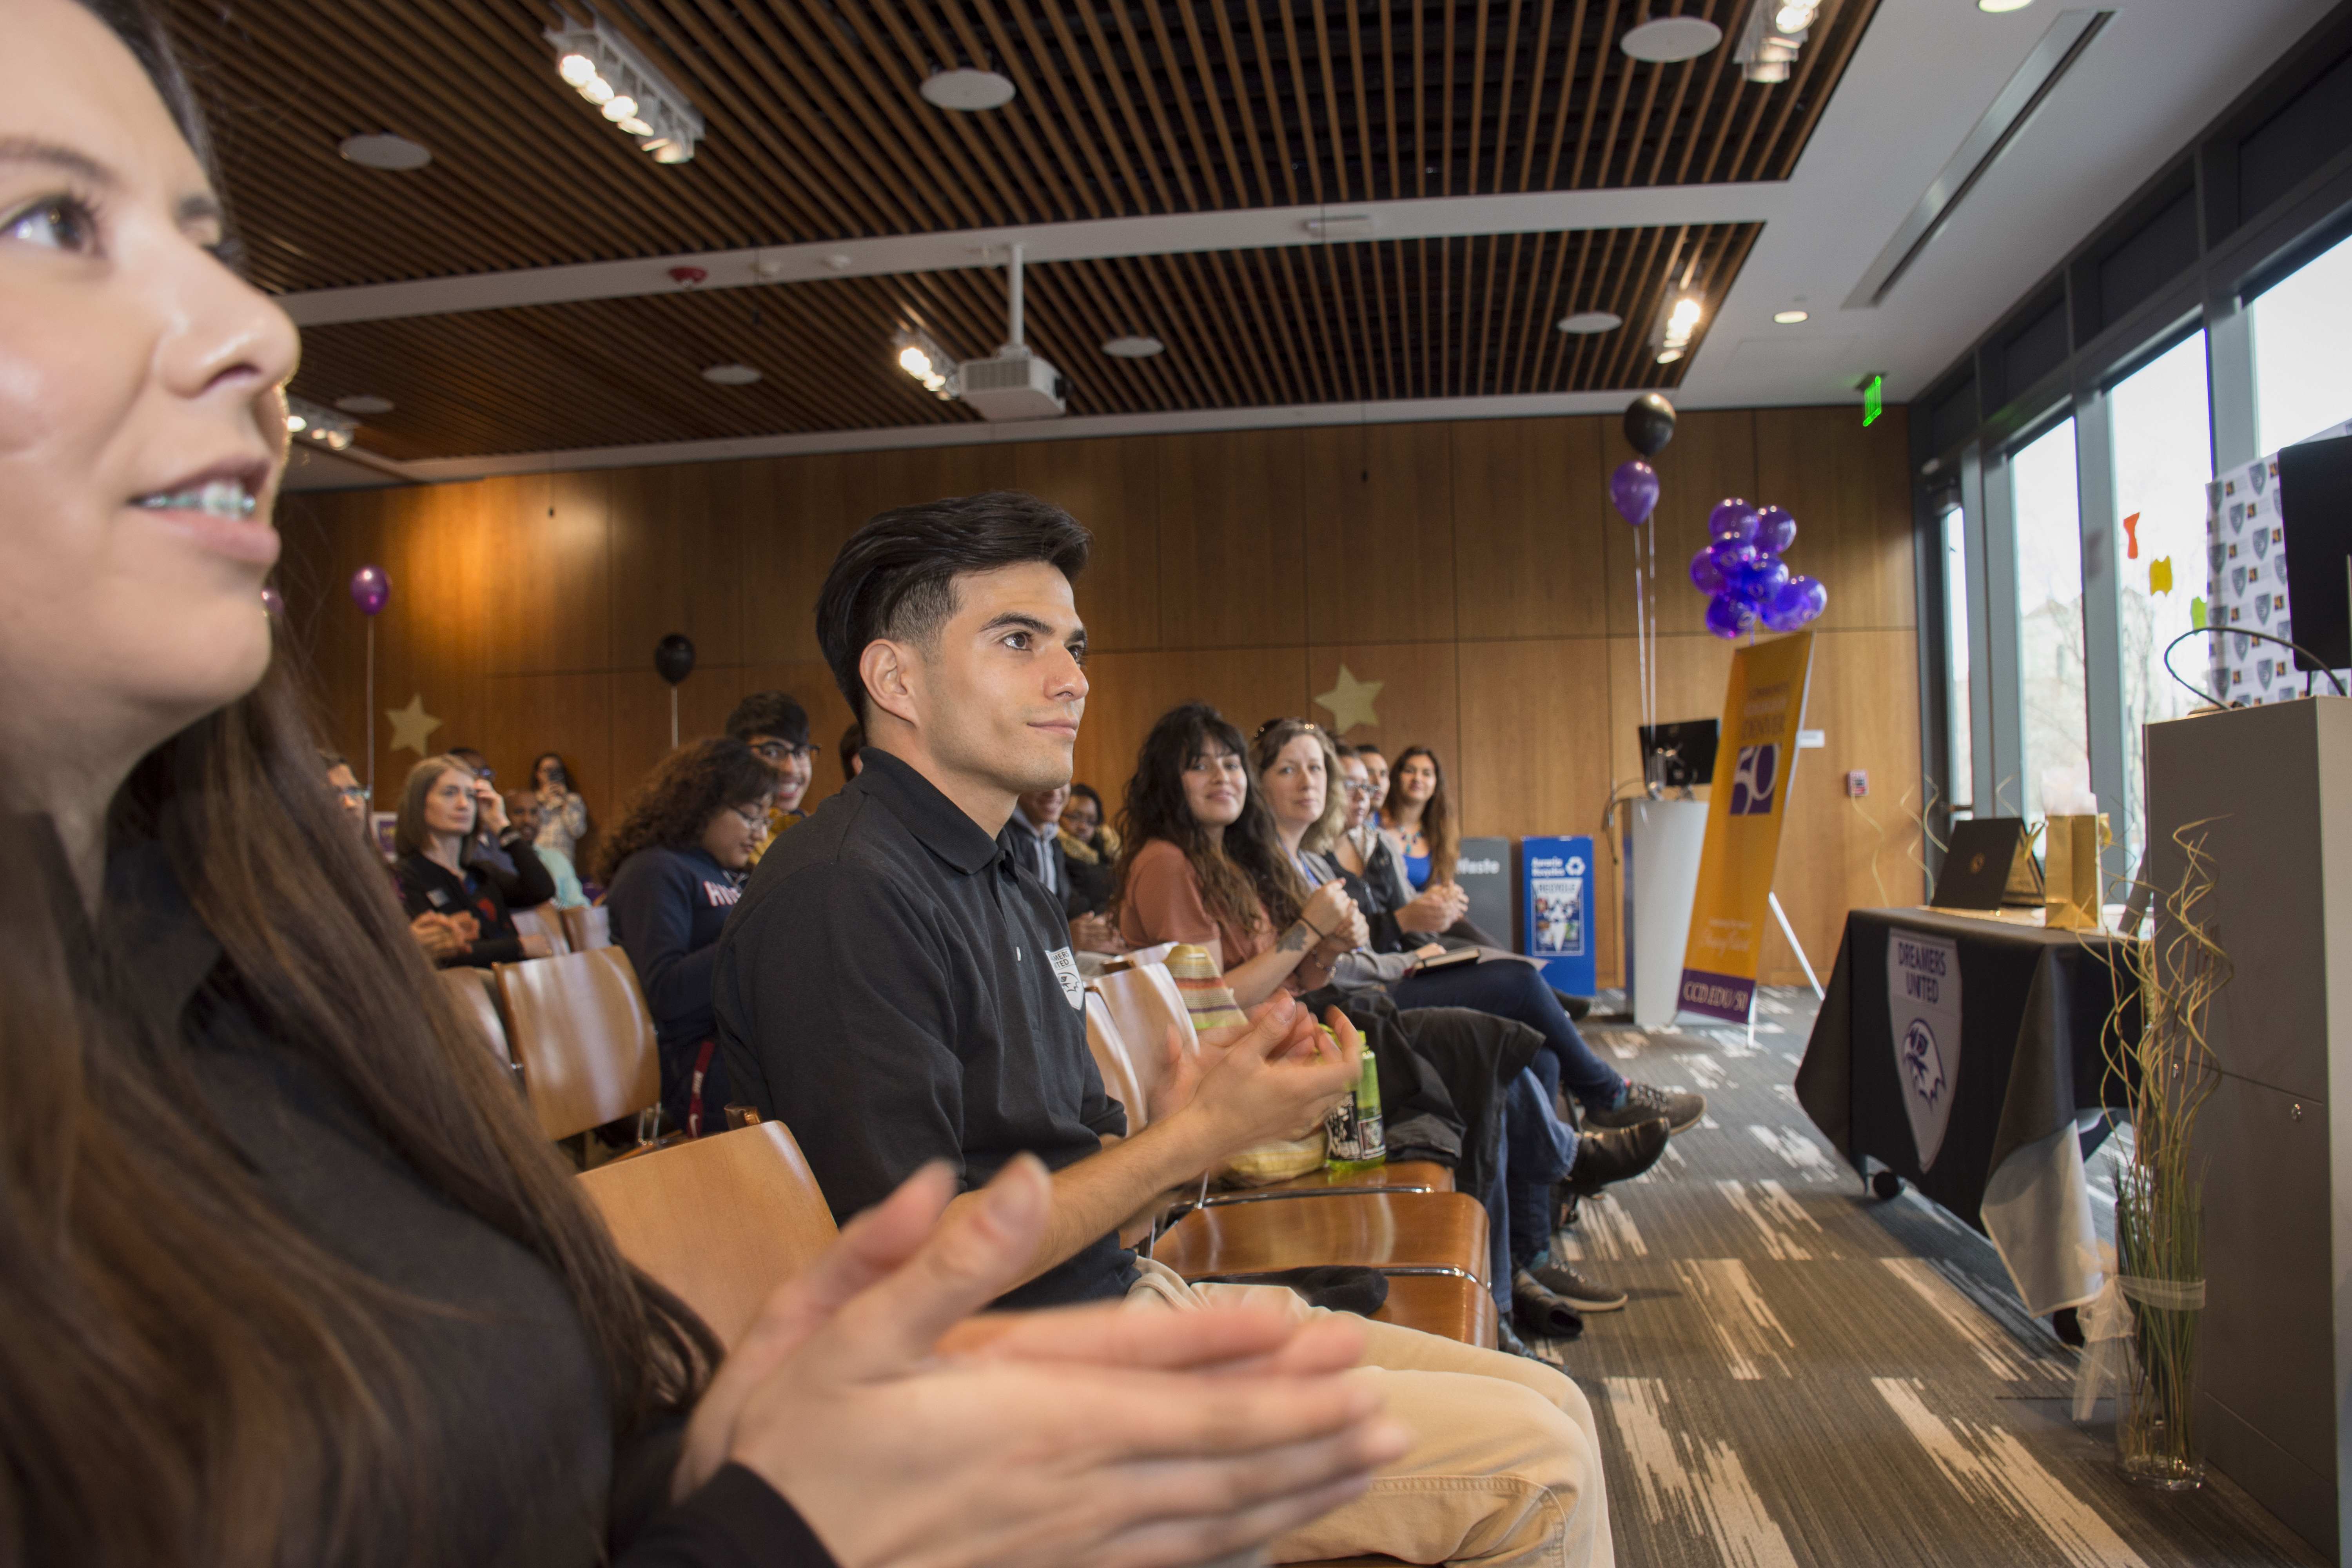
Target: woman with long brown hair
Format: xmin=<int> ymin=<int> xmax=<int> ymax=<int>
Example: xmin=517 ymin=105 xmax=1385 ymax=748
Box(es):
xmin=0 ymin=3 xmax=1399 ymax=1561
xmin=1380 ymin=744 xmax=1455 ymax=891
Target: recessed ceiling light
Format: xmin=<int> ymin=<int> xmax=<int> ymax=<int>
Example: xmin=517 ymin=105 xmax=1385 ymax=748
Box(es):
xmin=701 ymin=363 xmax=763 ymax=385
xmin=1621 ymin=17 xmax=1723 ymax=62
xmin=920 ymin=68 xmax=1017 ymax=111
xmin=1102 ymin=335 xmax=1164 ymax=358
xmin=1773 ymin=309 xmax=1809 ymax=325
xmin=1655 ymin=349 xmax=1686 ymax=365
xmin=334 ymin=394 xmax=396 ymax=414
xmin=338 ymin=133 xmax=432 ymax=171
xmin=1558 ymin=311 xmax=1623 ymax=334
xmin=1978 ymin=0 xmax=2034 ymax=10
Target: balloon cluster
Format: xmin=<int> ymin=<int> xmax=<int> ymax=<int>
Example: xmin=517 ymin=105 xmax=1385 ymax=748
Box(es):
xmin=1688 ymin=500 xmax=1825 ymax=639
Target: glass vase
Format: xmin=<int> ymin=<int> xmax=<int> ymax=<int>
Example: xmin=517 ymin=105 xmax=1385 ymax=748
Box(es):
xmin=2114 ymin=1171 xmax=2205 ymax=1492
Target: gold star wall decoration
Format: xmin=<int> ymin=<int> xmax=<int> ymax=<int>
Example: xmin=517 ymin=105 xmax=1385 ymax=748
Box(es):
xmin=1313 ymin=665 xmax=1384 ymax=734
xmin=386 ymin=693 xmax=443 ymax=757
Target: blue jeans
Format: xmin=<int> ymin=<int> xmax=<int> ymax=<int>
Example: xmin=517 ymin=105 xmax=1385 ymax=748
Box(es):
xmin=1487 ymin=1065 xmax=1577 ymax=1306
xmin=1392 ymin=960 xmax=1624 ymax=1110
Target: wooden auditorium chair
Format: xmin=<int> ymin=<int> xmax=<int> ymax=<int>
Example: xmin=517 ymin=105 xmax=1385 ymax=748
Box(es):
xmin=1082 ymin=967 xmax=1494 ymax=1347
xmin=438 ymin=967 xmax=514 ymax=1065
xmin=494 ymin=947 xmax=665 ymax=1152
xmin=511 ymin=904 xmax=570 ymax=955
xmin=560 ymin=904 xmax=612 ymax=952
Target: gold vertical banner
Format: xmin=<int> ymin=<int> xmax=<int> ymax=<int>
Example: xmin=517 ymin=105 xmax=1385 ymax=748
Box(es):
xmin=1678 ymin=631 xmax=1816 ymax=1022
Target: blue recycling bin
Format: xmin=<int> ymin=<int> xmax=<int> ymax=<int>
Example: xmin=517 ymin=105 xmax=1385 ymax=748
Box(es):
xmin=1521 ymin=836 xmax=1596 ymax=996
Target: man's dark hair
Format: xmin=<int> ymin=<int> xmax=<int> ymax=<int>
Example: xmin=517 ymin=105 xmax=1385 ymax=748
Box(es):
xmin=838 ymin=722 xmax=863 ymax=781
xmin=816 ymin=492 xmax=1092 ymax=725
xmin=724 ymin=691 xmax=809 ymax=747
xmin=318 ymin=750 xmax=349 ymax=772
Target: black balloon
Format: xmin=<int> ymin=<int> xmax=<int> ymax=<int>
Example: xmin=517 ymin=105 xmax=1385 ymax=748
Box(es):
xmin=654 ymin=633 xmax=697 ymax=686
xmin=1622 ymin=393 xmax=1678 ymax=458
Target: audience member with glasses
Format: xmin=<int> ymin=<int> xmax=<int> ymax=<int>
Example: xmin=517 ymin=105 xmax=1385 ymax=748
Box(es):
xmin=728 ymin=690 xmax=822 ymax=859
xmin=599 ymin=739 xmax=779 ymax=1138
xmin=324 ymin=749 xmax=470 ymax=962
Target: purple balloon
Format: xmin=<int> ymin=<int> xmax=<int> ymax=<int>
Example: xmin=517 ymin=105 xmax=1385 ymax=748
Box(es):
xmin=1707 ymin=498 xmax=1759 ymax=545
xmin=349 ymin=564 xmax=390 ymax=617
xmin=1764 ymin=574 xmax=1828 ymax=631
xmin=260 ymin=586 xmax=285 ymax=619
xmin=1709 ymin=538 xmax=1759 ymax=577
xmin=1704 ymin=593 xmax=1751 ymax=641
xmin=1755 ymin=505 xmax=1797 ymax=555
xmin=1733 ymin=553 xmax=1790 ymax=606
xmin=1609 ymin=459 xmax=1660 ymax=526
xmin=1689 ymin=546 xmax=1725 ymax=595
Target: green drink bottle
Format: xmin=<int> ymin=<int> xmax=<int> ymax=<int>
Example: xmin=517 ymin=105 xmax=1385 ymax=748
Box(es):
xmin=1324 ymin=1023 xmax=1387 ymax=1175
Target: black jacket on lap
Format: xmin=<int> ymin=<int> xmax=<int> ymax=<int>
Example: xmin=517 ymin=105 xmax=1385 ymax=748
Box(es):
xmin=87 ymin=835 xmax=836 ymax=1568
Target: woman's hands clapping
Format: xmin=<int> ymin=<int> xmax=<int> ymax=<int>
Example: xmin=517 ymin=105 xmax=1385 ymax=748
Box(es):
xmin=677 ymin=1156 xmax=1407 ymax=1568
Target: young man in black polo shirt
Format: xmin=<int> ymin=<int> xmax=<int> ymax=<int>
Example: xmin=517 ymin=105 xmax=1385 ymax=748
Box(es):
xmin=716 ymin=493 xmax=1613 ymax=1568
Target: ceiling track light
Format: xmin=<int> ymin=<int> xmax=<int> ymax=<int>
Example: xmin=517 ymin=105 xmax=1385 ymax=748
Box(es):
xmin=893 ymin=326 xmax=959 ymax=399
xmin=1650 ymin=291 xmax=1706 ymax=365
xmin=284 ymin=395 xmax=358 ymax=451
xmin=546 ymin=18 xmax=705 ymax=164
xmin=1735 ymin=0 xmax=1817 ymax=83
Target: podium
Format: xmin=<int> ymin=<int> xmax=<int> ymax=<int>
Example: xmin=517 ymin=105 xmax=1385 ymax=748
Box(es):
xmin=1623 ymin=797 xmax=1708 ymax=1027
xmin=2145 ymin=697 xmax=2352 ymax=1556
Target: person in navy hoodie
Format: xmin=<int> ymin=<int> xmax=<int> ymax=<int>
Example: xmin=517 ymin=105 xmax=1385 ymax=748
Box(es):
xmin=597 ymin=738 xmax=776 ymax=1137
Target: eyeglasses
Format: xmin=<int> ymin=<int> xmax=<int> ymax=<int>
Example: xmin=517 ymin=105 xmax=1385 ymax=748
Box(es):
xmin=1340 ymin=780 xmax=1375 ymax=796
xmin=750 ymin=740 xmax=821 ymax=764
xmin=728 ymin=804 xmax=771 ymax=831
xmin=335 ymin=784 xmax=370 ymax=806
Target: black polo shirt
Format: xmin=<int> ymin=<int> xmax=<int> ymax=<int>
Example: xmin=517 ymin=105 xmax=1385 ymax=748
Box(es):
xmin=713 ymin=746 xmax=1134 ymax=1308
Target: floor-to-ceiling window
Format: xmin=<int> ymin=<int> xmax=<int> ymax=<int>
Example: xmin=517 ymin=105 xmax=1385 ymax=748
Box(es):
xmin=1940 ymin=502 xmax=1973 ymax=819
xmin=2109 ymin=332 xmax=2214 ymax=869
xmin=2252 ymin=230 xmax=2352 ymax=454
xmin=2011 ymin=420 xmax=2089 ymax=825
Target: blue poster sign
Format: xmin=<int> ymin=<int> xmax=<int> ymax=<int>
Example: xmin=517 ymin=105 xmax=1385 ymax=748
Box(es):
xmin=1521 ymin=835 xmax=1596 ymax=996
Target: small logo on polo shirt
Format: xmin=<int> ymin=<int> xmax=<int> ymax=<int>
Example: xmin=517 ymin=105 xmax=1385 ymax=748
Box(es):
xmin=1047 ymin=947 xmax=1083 ymax=1010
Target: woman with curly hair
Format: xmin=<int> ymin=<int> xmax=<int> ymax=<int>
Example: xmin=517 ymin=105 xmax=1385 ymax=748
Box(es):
xmin=1113 ymin=703 xmax=1363 ymax=1007
xmin=597 ymin=738 xmax=775 ymax=1137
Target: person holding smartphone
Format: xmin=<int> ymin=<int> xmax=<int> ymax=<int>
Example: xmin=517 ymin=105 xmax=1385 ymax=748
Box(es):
xmin=392 ymin=753 xmax=556 ymax=968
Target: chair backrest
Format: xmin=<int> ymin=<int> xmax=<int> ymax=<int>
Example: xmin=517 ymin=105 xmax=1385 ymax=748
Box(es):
xmin=1108 ymin=939 xmax=1179 ymax=973
xmin=495 ymin=948 xmax=661 ymax=1141
xmin=1088 ymin=962 xmax=1196 ymax=1123
xmin=438 ymin=967 xmax=513 ymax=1065
xmin=561 ymin=904 xmax=612 ymax=951
xmin=1083 ymin=993 xmax=1149 ymax=1130
xmin=579 ymin=1122 xmax=839 ymax=1347
xmin=512 ymin=904 xmax=570 ymax=955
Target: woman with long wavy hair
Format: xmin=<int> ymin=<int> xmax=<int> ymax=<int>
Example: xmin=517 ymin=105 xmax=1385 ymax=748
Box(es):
xmin=597 ymin=738 xmax=776 ymax=1138
xmin=1112 ymin=703 xmax=1362 ymax=1007
xmin=1380 ymin=745 xmax=1456 ymax=891
xmin=0 ymin=4 xmax=1401 ymax=1561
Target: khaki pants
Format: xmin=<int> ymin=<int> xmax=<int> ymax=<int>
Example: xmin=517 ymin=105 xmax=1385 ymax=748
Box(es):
xmin=1127 ymin=1259 xmax=1613 ymax=1568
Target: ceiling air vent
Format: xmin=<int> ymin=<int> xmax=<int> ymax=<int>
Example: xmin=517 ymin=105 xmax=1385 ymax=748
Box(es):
xmin=1844 ymin=9 xmax=2112 ymax=310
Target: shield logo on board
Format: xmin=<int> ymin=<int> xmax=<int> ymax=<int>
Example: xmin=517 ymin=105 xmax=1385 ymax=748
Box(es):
xmin=2232 ymin=565 xmax=2247 ymax=595
xmin=2230 ymin=502 xmax=2244 ymax=532
xmin=1898 ymin=1020 xmax=1956 ymax=1170
xmin=2259 ymin=659 xmax=2274 ymax=691
xmin=2252 ymin=528 xmax=2270 ymax=561
xmin=2257 ymin=593 xmax=2272 ymax=625
xmin=2251 ymin=462 xmax=2269 ymax=494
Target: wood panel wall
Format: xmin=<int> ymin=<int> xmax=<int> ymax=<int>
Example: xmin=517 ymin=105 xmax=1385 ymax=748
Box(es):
xmin=278 ymin=405 xmax=1924 ymax=985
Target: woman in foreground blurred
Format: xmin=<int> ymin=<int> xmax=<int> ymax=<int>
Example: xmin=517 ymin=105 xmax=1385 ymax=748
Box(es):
xmin=0 ymin=2 xmax=1399 ymax=1562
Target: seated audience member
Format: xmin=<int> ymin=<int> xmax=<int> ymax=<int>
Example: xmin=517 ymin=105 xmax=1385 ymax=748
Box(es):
xmin=531 ymin=750 xmax=591 ymax=864
xmin=728 ymin=691 xmax=817 ymax=859
xmin=392 ymin=755 xmax=556 ymax=968
xmin=505 ymin=787 xmax=589 ymax=908
xmin=718 ymin=494 xmax=1613 ymax=1567
xmin=0 ymin=10 xmax=1410 ymax=1564
xmin=838 ymin=720 xmax=863 ymax=780
xmin=1256 ymin=719 xmax=1689 ymax=1315
xmin=1329 ymin=744 xmax=1420 ymax=910
xmin=599 ymin=740 xmax=773 ymax=1138
xmin=1381 ymin=745 xmax=1447 ymax=891
xmin=1001 ymin=782 xmax=1123 ymax=953
xmin=326 ymin=750 xmax=469 ymax=962
xmin=1356 ymin=742 xmax=1390 ymax=829
xmin=1056 ymin=781 xmax=1119 ymax=917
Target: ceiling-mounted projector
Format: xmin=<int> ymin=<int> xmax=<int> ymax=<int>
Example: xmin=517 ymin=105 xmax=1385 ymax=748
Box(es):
xmin=893 ymin=243 xmax=1067 ymax=420
xmin=957 ymin=347 xmax=1067 ymax=420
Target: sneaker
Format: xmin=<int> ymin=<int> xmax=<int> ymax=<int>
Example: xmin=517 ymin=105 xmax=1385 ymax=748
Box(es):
xmin=1510 ymin=1276 xmax=1587 ymax=1342
xmin=1584 ymin=1078 xmax=1706 ymax=1135
xmin=1563 ymin=1118 xmax=1668 ymax=1196
xmin=1523 ymin=1257 xmax=1628 ymax=1313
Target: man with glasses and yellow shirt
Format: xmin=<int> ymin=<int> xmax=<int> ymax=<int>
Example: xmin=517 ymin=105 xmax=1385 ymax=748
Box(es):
xmin=726 ymin=690 xmax=823 ymax=862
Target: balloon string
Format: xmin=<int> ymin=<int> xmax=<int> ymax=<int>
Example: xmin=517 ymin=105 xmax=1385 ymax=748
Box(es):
xmin=1644 ymin=519 xmax=1658 ymax=742
xmin=365 ymin=619 xmax=376 ymax=809
xmin=1633 ymin=551 xmax=1649 ymax=785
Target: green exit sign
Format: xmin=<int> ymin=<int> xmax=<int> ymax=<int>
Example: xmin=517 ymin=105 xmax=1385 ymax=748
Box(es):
xmin=1862 ymin=374 xmax=1885 ymax=426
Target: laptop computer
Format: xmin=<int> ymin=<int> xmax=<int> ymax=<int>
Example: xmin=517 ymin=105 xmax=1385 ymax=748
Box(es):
xmin=1931 ymin=818 xmax=2041 ymax=910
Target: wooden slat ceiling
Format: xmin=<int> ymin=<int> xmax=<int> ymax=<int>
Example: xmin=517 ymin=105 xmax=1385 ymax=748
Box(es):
xmin=299 ymin=222 xmax=1757 ymax=457
xmin=178 ymin=0 xmax=1871 ymax=288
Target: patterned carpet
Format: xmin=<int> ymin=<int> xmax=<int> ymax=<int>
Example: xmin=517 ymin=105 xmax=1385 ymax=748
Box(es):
xmin=1523 ymin=987 xmax=2319 ymax=1568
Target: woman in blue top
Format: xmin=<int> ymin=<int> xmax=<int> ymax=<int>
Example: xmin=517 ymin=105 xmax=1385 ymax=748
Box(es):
xmin=597 ymin=738 xmax=773 ymax=1138
xmin=1381 ymin=745 xmax=1452 ymax=891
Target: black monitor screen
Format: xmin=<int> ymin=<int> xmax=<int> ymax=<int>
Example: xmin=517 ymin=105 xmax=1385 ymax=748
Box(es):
xmin=1639 ymin=720 xmax=1720 ymax=790
xmin=2278 ymin=433 xmax=2352 ymax=673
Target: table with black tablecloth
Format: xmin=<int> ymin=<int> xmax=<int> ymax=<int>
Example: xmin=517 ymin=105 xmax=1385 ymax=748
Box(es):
xmin=1794 ymin=906 xmax=2139 ymax=1316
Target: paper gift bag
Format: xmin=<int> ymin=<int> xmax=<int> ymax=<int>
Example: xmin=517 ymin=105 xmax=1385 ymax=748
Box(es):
xmin=2043 ymin=813 xmax=2111 ymax=929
